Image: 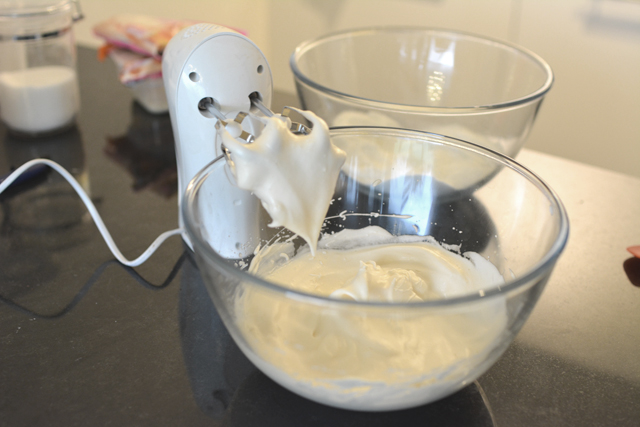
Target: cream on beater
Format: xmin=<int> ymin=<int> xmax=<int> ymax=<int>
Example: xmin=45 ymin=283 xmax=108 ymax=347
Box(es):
xmin=217 ymin=109 xmax=346 ymax=255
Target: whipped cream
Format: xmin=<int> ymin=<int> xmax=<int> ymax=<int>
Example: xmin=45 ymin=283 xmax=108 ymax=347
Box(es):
xmin=236 ymin=226 xmax=507 ymax=410
xmin=218 ymin=109 xmax=346 ymax=254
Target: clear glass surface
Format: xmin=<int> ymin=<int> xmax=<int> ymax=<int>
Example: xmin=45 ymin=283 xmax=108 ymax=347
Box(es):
xmin=290 ymin=27 xmax=553 ymax=158
xmin=183 ymin=127 xmax=568 ymax=411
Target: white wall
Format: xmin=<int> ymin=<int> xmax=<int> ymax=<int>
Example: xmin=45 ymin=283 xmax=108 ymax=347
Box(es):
xmin=73 ymin=0 xmax=640 ymax=178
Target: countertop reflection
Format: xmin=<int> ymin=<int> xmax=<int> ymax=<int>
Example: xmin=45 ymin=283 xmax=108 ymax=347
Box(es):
xmin=0 ymin=46 xmax=638 ymax=427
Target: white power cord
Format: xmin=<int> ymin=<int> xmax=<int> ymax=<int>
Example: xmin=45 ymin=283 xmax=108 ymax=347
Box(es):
xmin=0 ymin=158 xmax=183 ymax=267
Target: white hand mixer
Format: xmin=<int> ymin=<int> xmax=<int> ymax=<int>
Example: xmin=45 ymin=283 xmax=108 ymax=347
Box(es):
xmin=0 ymin=24 xmax=308 ymax=266
xmin=163 ymin=23 xmax=308 ymax=257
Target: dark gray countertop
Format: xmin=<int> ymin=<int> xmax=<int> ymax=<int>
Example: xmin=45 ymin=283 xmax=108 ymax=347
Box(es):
xmin=0 ymin=46 xmax=638 ymax=426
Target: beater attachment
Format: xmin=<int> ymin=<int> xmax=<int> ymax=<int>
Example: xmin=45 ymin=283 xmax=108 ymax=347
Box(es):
xmin=200 ymin=95 xmax=311 ymax=147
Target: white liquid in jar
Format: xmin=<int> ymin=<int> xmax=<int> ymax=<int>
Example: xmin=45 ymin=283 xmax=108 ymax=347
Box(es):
xmin=0 ymin=66 xmax=80 ymax=134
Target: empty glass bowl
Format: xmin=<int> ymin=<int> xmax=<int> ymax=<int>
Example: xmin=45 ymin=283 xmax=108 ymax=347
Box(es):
xmin=290 ymin=27 xmax=553 ymax=158
xmin=182 ymin=127 xmax=568 ymax=411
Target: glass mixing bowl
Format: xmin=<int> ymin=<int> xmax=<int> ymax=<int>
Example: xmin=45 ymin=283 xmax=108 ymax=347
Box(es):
xmin=182 ymin=127 xmax=568 ymax=411
xmin=290 ymin=27 xmax=553 ymax=158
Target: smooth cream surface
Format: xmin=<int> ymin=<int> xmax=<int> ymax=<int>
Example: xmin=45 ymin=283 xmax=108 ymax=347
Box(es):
xmin=218 ymin=110 xmax=346 ymax=254
xmin=236 ymin=227 xmax=507 ymax=410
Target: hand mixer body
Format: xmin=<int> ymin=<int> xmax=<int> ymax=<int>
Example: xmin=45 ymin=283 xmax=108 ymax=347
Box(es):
xmin=163 ymin=24 xmax=273 ymax=257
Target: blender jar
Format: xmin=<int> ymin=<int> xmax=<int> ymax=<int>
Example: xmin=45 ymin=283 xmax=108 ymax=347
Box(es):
xmin=0 ymin=0 xmax=82 ymax=136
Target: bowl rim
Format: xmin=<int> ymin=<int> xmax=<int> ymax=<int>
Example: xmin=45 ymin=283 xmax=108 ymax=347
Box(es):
xmin=182 ymin=126 xmax=569 ymax=308
xmin=289 ymin=26 xmax=554 ymax=114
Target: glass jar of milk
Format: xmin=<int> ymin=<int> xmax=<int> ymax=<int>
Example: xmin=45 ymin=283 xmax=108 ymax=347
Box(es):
xmin=0 ymin=0 xmax=82 ymax=136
